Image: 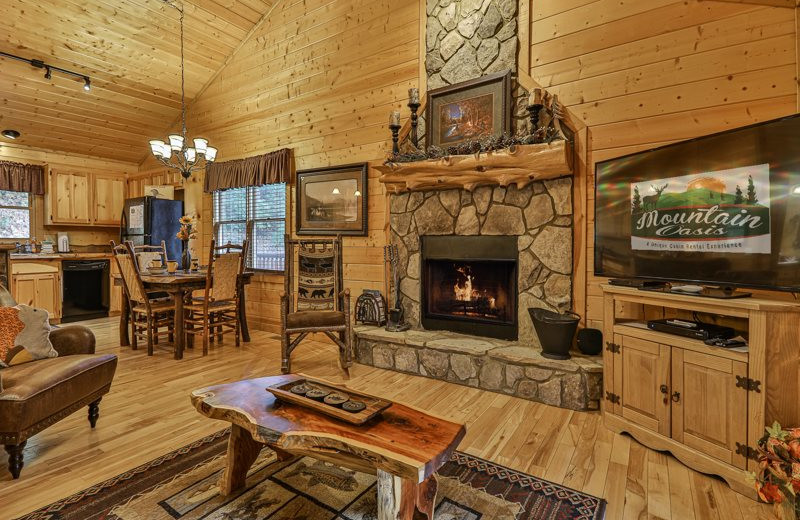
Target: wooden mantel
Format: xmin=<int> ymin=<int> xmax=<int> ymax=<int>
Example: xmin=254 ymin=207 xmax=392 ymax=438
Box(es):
xmin=376 ymin=139 xmax=573 ymax=193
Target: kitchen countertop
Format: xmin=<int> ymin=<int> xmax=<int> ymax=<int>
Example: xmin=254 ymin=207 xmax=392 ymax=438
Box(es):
xmin=10 ymin=253 xmax=113 ymax=260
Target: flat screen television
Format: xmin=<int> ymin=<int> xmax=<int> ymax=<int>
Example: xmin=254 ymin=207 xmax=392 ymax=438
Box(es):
xmin=594 ymin=113 xmax=800 ymax=292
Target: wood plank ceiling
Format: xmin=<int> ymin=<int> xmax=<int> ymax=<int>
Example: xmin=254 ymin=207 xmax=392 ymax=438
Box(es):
xmin=0 ymin=0 xmax=273 ymax=163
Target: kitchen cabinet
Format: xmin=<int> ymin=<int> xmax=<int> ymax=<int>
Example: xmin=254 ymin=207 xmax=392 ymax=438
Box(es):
xmin=93 ymin=174 xmax=126 ymax=226
xmin=11 ymin=262 xmax=61 ymax=321
xmin=47 ymin=169 xmax=126 ymax=227
xmin=49 ymin=171 xmax=91 ymax=224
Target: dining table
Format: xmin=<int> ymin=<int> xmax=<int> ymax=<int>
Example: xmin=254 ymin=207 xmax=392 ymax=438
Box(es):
xmin=113 ymin=270 xmax=254 ymax=360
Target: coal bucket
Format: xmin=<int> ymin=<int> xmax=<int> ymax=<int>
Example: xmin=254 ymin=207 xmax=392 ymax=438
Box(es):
xmin=529 ymin=308 xmax=580 ymax=360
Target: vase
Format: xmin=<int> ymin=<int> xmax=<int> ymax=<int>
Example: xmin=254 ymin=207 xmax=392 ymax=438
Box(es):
xmin=180 ymin=240 xmax=191 ymax=272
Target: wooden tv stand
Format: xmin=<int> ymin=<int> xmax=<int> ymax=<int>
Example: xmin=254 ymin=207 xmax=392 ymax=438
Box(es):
xmin=601 ymin=284 xmax=800 ymax=497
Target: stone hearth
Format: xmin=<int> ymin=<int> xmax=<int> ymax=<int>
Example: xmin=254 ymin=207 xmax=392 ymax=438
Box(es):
xmin=355 ymin=326 xmax=602 ymax=411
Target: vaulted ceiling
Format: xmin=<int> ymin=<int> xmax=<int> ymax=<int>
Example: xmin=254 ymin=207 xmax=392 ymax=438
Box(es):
xmin=0 ymin=0 xmax=274 ymax=163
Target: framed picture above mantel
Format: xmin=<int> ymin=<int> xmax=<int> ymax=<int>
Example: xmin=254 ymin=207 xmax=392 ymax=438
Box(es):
xmin=425 ymin=70 xmax=512 ymax=148
xmin=296 ymin=163 xmax=368 ymax=236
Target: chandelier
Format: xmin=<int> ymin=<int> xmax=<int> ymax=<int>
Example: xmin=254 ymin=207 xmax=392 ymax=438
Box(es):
xmin=148 ymin=1 xmax=217 ymax=179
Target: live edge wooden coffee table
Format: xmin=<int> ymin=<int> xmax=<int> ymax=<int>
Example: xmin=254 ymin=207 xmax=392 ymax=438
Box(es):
xmin=190 ymin=374 xmax=466 ymax=520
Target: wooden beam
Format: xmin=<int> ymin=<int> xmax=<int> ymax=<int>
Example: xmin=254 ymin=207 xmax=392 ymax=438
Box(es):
xmin=376 ymin=141 xmax=573 ymax=192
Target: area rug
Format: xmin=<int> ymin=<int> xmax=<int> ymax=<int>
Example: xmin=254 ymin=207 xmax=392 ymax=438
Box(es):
xmin=16 ymin=428 xmax=606 ymax=520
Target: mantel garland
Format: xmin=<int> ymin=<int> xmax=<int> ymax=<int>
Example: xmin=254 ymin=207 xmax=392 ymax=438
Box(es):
xmin=387 ymin=131 xmax=564 ymax=164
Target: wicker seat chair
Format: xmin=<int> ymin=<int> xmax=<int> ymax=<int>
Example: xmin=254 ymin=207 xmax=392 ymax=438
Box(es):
xmin=111 ymin=241 xmax=175 ymax=355
xmin=184 ymin=238 xmax=248 ymax=355
xmin=280 ymin=235 xmax=352 ymax=374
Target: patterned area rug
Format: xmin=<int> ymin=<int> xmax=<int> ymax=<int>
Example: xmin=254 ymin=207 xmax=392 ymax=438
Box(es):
xmin=17 ymin=429 xmax=606 ymax=520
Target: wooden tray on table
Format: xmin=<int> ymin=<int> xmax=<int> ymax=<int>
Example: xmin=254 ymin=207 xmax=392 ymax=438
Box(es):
xmin=266 ymin=378 xmax=392 ymax=425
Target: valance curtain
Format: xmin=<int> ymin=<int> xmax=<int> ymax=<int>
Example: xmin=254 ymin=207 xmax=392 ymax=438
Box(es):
xmin=0 ymin=161 xmax=45 ymax=195
xmin=204 ymin=148 xmax=291 ymax=192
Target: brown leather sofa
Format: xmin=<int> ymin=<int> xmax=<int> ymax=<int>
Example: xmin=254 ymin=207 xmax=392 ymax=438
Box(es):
xmin=0 ymin=285 xmax=117 ymax=479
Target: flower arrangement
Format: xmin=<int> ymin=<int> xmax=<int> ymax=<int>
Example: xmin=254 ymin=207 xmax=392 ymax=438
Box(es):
xmin=176 ymin=215 xmax=197 ymax=242
xmin=748 ymin=421 xmax=800 ymax=519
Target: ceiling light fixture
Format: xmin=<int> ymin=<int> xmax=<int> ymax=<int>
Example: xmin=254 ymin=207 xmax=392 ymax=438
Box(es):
xmin=148 ymin=1 xmax=217 ymax=179
xmin=1 ymin=130 xmax=20 ymax=140
xmin=0 ymin=51 xmax=92 ymax=91
xmin=83 ymin=77 xmax=91 ymax=91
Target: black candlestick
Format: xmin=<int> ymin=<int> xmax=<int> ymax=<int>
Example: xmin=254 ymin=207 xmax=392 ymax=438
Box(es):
xmin=389 ymin=123 xmax=401 ymax=155
xmin=527 ymin=104 xmax=544 ymax=137
xmin=408 ymin=101 xmax=421 ymax=149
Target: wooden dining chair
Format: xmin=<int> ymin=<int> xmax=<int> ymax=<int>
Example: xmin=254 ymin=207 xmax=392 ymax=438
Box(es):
xmin=280 ymin=235 xmax=352 ymax=374
xmin=184 ymin=238 xmax=248 ymax=355
xmin=132 ymin=240 xmax=168 ymax=270
xmin=111 ymin=241 xmax=175 ymax=356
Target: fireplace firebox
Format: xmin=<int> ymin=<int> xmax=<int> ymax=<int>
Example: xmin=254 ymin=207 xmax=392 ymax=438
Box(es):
xmin=421 ymin=236 xmax=518 ymax=340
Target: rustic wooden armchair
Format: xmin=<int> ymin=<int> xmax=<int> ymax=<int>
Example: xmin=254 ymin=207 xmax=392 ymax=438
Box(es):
xmin=132 ymin=240 xmax=168 ymax=270
xmin=280 ymin=235 xmax=352 ymax=374
xmin=111 ymin=241 xmax=175 ymax=355
xmin=184 ymin=238 xmax=248 ymax=355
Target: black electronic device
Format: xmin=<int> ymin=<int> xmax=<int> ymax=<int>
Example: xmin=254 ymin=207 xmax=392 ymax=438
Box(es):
xmin=609 ymin=278 xmax=667 ymax=289
xmin=594 ymin=114 xmax=800 ymax=293
xmin=703 ymin=337 xmax=748 ymax=348
xmin=646 ymin=318 xmax=736 ymax=341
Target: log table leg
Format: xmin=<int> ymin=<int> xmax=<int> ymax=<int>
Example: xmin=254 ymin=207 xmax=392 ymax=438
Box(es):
xmin=220 ymin=424 xmax=265 ymax=496
xmin=377 ymin=470 xmax=437 ymax=520
xmin=120 ymin=297 xmax=130 ymax=347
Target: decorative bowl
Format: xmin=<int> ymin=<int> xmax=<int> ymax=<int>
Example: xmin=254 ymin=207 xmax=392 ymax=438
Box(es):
xmin=148 ymin=267 xmax=167 ymax=275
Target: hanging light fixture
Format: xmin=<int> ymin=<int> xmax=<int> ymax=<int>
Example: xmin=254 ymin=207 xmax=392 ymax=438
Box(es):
xmin=148 ymin=1 xmax=217 ymax=179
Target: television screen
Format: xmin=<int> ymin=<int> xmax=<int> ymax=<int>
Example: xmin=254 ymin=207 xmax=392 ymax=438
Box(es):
xmin=594 ymin=114 xmax=800 ymax=292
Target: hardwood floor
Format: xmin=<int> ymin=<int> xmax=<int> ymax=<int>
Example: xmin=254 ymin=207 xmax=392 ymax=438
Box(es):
xmin=0 ymin=318 xmax=771 ymax=520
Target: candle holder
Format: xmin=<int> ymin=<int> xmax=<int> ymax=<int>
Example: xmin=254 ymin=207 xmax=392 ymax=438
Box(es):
xmin=408 ymin=101 xmax=421 ymax=149
xmin=389 ymin=123 xmax=401 ymax=155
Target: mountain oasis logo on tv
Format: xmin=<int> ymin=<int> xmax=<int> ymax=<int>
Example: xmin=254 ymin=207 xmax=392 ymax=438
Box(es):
xmin=630 ymin=164 xmax=771 ymax=254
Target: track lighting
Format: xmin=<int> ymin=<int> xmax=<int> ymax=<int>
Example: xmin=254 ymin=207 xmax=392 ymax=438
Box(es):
xmin=0 ymin=51 xmax=91 ymax=92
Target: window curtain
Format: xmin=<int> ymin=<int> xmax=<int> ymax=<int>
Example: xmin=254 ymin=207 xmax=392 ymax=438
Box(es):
xmin=204 ymin=148 xmax=291 ymax=192
xmin=0 ymin=161 xmax=45 ymax=195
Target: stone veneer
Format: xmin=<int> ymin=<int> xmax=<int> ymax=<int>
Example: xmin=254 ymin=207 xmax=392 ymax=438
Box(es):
xmin=389 ymin=180 xmax=573 ymax=347
xmin=355 ymin=326 xmax=602 ymax=411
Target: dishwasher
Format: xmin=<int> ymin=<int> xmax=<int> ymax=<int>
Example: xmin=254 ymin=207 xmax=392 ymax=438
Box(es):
xmin=62 ymin=260 xmax=110 ymax=323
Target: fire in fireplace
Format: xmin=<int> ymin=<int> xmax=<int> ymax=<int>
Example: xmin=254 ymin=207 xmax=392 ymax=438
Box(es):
xmin=421 ymin=236 xmax=518 ymax=340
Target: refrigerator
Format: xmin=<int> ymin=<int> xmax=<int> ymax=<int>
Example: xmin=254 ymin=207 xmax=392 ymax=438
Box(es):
xmin=120 ymin=197 xmax=184 ymax=261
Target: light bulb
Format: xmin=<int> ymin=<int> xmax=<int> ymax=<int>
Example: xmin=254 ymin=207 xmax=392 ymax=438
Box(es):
xmin=83 ymin=77 xmax=91 ymax=91
xmin=354 ymin=190 xmax=361 ymax=197
xmin=332 ymin=187 xmax=340 ymax=195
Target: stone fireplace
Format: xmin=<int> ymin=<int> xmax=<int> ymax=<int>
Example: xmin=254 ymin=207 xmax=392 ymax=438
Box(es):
xmin=390 ymin=180 xmax=573 ymax=347
xmin=352 ymin=0 xmax=602 ymax=412
xmin=422 ymin=235 xmax=518 ymax=340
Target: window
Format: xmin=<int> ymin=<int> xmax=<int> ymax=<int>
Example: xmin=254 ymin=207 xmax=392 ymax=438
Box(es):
xmin=0 ymin=190 xmax=31 ymax=239
xmin=213 ymin=183 xmax=286 ymax=271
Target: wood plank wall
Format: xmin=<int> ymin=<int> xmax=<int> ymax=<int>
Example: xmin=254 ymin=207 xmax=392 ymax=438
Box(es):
xmin=0 ymin=143 xmax=136 ymax=247
xmin=528 ymin=0 xmax=799 ymax=329
xmin=148 ymin=0 xmax=421 ymax=333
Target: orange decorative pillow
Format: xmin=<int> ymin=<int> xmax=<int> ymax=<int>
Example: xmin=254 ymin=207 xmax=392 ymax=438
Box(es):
xmin=0 ymin=305 xmax=58 ymax=367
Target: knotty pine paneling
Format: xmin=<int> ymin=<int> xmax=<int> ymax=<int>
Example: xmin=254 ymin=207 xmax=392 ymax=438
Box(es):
xmin=0 ymin=142 xmax=136 ymax=247
xmin=530 ymin=0 xmax=799 ymax=328
xmin=148 ymin=0 xmax=420 ymax=333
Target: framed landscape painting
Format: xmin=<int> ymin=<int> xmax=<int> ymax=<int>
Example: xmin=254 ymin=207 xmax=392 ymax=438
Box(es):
xmin=425 ymin=70 xmax=512 ymax=148
xmin=296 ymin=163 xmax=368 ymax=236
